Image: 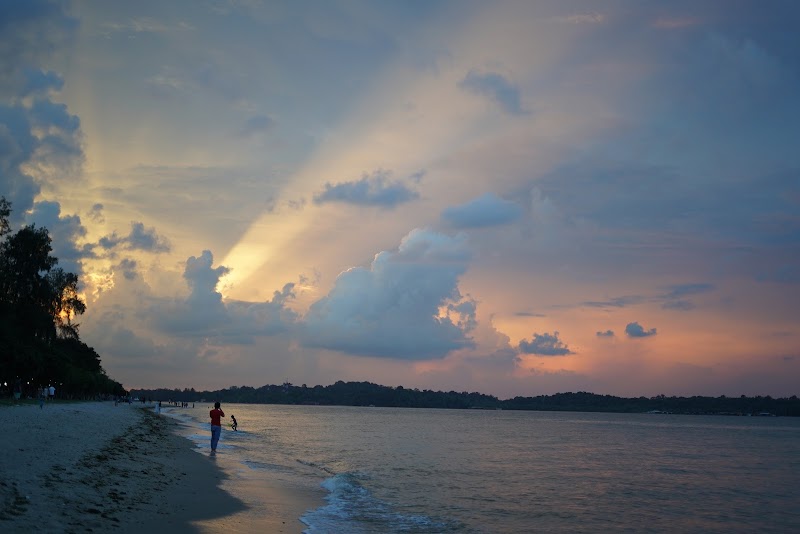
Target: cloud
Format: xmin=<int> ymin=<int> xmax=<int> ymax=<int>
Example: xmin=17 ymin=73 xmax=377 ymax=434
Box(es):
xmin=663 ymin=283 xmax=714 ymax=299
xmin=86 ymin=312 xmax=161 ymax=362
xmin=145 ymin=60 xmax=246 ymax=103
xmin=148 ymin=250 xmax=230 ymax=335
xmin=22 ymin=68 xmax=63 ymax=96
xmin=147 ymin=250 xmax=300 ymax=344
xmin=652 ymin=17 xmax=701 ymax=29
xmin=582 ymin=295 xmax=646 ymax=309
xmin=659 ymin=283 xmax=714 ymax=311
xmin=518 ymin=332 xmax=573 ymax=356
xmin=0 ymin=96 xmax=82 ymax=225
xmin=661 ymin=300 xmax=695 ymax=311
xmin=99 ymin=222 xmax=171 ymax=253
xmin=313 ymin=169 xmax=420 ymax=208
xmin=223 ymin=283 xmax=301 ymax=342
xmin=98 ymin=17 xmax=194 ymax=37
xmin=596 ymin=330 xmax=615 ymax=338
xmin=552 ymin=13 xmax=605 ymax=25
xmin=239 ymin=114 xmax=273 ymax=137
xmin=87 ymin=203 xmax=104 ymax=223
xmin=441 ymin=193 xmax=522 ymax=229
xmin=117 ymin=258 xmax=138 ymax=281
xmin=625 ymin=322 xmax=657 ymax=338
xmin=0 ymin=1 xmax=76 ymax=98
xmin=460 ymin=70 xmax=527 ymax=116
xmin=24 ymin=200 xmax=91 ymax=275
xmin=302 ymin=228 xmax=475 ymax=359
xmin=0 ymin=4 xmax=82 ymax=229
xmin=184 ymin=250 xmax=229 ymax=305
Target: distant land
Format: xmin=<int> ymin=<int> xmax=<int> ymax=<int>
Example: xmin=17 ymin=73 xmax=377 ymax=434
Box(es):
xmin=130 ymin=381 xmax=800 ymax=417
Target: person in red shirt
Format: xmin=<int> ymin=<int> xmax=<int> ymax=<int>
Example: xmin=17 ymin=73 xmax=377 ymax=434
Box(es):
xmin=209 ymin=401 xmax=225 ymax=453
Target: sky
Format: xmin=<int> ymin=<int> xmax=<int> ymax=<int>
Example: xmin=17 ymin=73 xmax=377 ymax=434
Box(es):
xmin=2 ymin=0 xmax=799 ymax=398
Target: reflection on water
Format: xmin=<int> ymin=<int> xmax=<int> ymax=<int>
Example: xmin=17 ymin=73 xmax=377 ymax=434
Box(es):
xmin=168 ymin=406 xmax=800 ymax=533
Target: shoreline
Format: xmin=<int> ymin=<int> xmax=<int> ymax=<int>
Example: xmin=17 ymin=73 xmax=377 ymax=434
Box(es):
xmin=163 ymin=406 xmax=325 ymax=533
xmin=0 ymin=401 xmax=247 ymax=532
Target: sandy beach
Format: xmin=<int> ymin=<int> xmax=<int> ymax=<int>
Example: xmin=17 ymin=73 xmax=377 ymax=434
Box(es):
xmin=0 ymin=401 xmax=313 ymax=533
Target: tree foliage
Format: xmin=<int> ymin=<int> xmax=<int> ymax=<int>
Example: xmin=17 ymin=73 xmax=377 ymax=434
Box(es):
xmin=0 ymin=197 xmax=124 ymax=398
xmin=130 ymin=382 xmax=800 ymax=416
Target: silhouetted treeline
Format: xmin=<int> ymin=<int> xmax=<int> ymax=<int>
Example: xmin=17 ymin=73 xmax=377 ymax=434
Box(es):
xmin=0 ymin=197 xmax=125 ymax=399
xmin=130 ymin=381 xmax=800 ymax=416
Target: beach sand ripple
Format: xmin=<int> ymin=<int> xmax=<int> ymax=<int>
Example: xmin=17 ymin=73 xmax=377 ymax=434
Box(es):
xmin=1 ymin=402 xmax=244 ymax=533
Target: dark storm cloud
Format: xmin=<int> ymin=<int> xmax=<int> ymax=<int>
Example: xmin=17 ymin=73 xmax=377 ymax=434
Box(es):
xmin=518 ymin=332 xmax=573 ymax=356
xmin=313 ymin=169 xmax=420 ymax=208
xmin=460 ymin=70 xmax=527 ymax=116
xmin=625 ymin=322 xmax=657 ymax=338
xmin=596 ymin=330 xmax=615 ymax=338
xmin=441 ymin=193 xmax=523 ymax=229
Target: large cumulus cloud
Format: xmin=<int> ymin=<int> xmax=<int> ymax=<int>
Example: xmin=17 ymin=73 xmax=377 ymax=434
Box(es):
xmin=302 ymin=228 xmax=476 ymax=359
xmin=149 ymin=250 xmax=299 ymax=344
xmin=0 ymin=2 xmax=79 ymax=212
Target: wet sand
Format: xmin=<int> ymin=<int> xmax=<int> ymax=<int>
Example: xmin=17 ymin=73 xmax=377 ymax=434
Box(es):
xmin=0 ymin=401 xmax=246 ymax=533
xmin=163 ymin=406 xmax=323 ymax=534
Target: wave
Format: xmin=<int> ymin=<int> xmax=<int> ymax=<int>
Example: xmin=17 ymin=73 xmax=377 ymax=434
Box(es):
xmin=301 ymin=472 xmax=460 ymax=533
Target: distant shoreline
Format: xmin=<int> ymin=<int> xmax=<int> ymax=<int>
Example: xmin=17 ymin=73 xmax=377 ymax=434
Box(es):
xmin=128 ymin=382 xmax=800 ymax=417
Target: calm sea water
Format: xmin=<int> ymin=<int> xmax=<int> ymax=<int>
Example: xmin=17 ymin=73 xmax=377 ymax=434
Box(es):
xmin=165 ymin=404 xmax=800 ymax=533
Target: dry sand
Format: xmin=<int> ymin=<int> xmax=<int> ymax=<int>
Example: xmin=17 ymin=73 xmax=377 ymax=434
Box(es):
xmin=0 ymin=401 xmax=247 ymax=533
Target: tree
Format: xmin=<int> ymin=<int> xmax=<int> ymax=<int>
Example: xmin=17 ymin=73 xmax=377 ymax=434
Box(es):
xmin=46 ymin=268 xmax=86 ymax=339
xmin=0 ymin=225 xmax=59 ymax=342
xmin=0 ymin=197 xmax=10 ymax=237
xmin=0 ymin=196 xmax=123 ymax=398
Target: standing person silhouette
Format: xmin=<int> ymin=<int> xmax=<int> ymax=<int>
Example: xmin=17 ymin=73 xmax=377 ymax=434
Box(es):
xmin=230 ymin=414 xmax=238 ymax=431
xmin=209 ymin=402 xmax=225 ymax=454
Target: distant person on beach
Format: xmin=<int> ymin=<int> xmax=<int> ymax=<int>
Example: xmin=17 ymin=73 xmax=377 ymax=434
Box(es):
xmin=209 ymin=402 xmax=225 ymax=453
xmin=230 ymin=415 xmax=237 ymax=431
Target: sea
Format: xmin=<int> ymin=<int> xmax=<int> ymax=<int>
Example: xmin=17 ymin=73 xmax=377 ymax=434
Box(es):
xmin=163 ymin=404 xmax=800 ymax=533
